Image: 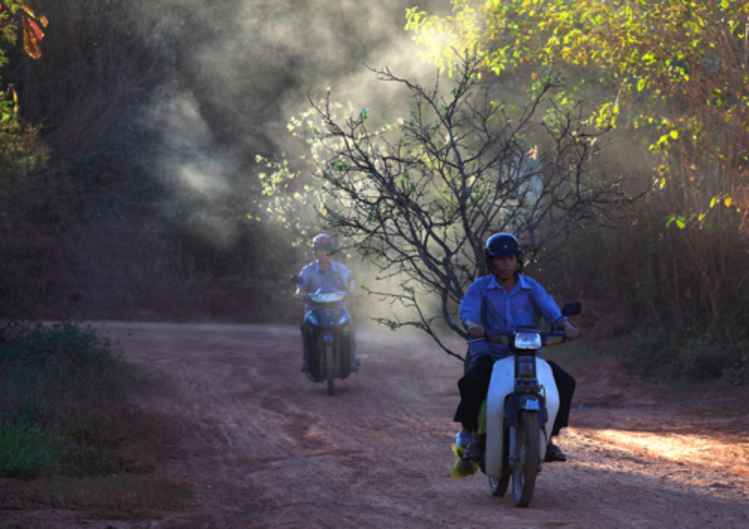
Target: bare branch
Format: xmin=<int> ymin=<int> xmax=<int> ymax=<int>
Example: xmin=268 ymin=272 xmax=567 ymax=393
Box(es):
xmin=267 ymin=51 xmax=635 ymax=359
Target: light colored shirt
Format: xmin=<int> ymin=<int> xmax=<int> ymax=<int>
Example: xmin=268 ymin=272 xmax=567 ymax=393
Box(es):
xmin=297 ymin=260 xmax=352 ymax=295
xmin=459 ymin=273 xmax=563 ymax=336
xmin=297 ymin=260 xmax=353 ymax=315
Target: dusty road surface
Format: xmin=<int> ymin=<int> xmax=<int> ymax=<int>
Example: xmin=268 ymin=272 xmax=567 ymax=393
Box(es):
xmin=3 ymin=322 xmax=749 ymax=529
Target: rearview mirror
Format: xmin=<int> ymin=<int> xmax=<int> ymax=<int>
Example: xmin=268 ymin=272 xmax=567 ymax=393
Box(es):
xmin=562 ymin=302 xmax=582 ymax=317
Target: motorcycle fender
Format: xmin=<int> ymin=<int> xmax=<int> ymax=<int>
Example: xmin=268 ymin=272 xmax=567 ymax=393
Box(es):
xmin=484 ymin=356 xmax=515 ymax=479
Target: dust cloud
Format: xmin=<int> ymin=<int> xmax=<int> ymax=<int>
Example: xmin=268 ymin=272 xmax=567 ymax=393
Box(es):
xmin=132 ymin=0 xmax=453 ymax=327
xmin=135 ymin=0 xmax=450 ymax=219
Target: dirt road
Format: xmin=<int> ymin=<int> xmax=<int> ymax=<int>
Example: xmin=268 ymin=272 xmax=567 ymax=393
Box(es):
xmin=4 ymin=322 xmax=749 ymax=528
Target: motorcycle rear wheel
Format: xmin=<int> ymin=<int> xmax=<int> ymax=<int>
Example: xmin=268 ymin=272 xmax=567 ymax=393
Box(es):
xmin=511 ymin=411 xmax=539 ymax=507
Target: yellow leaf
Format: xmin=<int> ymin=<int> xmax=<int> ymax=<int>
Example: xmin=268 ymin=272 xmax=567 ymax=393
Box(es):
xmin=723 ymin=196 xmax=733 ymax=208
xmin=658 ymin=178 xmax=666 ymax=189
xmin=20 ymin=4 xmax=35 ymax=18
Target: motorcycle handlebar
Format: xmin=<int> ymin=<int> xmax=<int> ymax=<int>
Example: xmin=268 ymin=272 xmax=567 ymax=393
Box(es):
xmin=469 ymin=330 xmax=568 ymax=347
xmin=301 ymin=290 xmax=349 ymax=304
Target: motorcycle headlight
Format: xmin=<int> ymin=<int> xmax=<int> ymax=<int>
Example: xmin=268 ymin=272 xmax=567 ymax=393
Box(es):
xmin=514 ymin=331 xmax=542 ymax=350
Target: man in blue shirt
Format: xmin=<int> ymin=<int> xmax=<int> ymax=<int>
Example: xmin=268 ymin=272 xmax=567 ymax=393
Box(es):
xmin=455 ymin=232 xmax=579 ymax=463
xmin=296 ymin=233 xmax=356 ymax=374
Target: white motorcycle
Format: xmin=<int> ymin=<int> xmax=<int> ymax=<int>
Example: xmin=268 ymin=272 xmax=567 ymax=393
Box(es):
xmin=479 ymin=302 xmax=580 ymax=507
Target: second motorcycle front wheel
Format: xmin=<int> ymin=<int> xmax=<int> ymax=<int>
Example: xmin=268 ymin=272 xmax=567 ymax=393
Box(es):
xmin=325 ymin=344 xmax=335 ymax=396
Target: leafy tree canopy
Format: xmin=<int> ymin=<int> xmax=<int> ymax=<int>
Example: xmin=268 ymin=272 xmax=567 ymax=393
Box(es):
xmin=405 ymin=0 xmax=749 ymax=224
xmin=1 ymin=0 xmax=47 ymax=119
xmin=1 ymin=1 xmax=47 ymax=193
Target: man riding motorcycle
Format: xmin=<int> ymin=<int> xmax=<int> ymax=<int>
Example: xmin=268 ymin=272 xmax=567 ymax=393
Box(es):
xmin=454 ymin=232 xmax=579 ymax=466
xmin=296 ymin=233 xmax=358 ymax=374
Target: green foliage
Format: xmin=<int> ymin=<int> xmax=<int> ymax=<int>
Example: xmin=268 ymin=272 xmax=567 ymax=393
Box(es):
xmin=1 ymin=1 xmax=47 ymax=59
xmin=1 ymin=1 xmax=48 ymax=189
xmin=626 ymin=328 xmax=748 ymax=383
xmin=0 ymin=115 xmax=46 ymax=177
xmin=406 ymin=0 xmax=749 ymax=213
xmin=0 ymin=418 xmax=62 ymax=477
xmin=404 ymin=0 xmax=749 ymax=373
xmin=0 ymin=323 xmax=133 ymax=477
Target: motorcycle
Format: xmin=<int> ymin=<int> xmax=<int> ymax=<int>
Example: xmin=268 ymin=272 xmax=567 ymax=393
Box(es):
xmin=477 ymin=302 xmax=581 ymax=507
xmin=302 ymin=289 xmax=355 ymax=396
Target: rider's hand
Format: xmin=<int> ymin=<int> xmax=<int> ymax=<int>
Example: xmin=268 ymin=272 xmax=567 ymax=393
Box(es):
xmin=467 ymin=324 xmax=485 ymax=338
xmin=563 ymin=319 xmax=580 ymax=339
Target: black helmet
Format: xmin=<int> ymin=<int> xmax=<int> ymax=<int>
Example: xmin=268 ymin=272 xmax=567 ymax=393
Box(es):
xmin=484 ymin=232 xmax=523 ymax=269
xmin=312 ymin=233 xmax=336 ymax=254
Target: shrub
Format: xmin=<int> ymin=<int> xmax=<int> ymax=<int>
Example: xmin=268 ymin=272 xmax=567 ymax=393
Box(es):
xmin=0 ymin=418 xmax=62 ymax=477
xmin=625 ymin=326 xmax=748 ymax=384
xmin=0 ymin=322 xmax=132 ymax=477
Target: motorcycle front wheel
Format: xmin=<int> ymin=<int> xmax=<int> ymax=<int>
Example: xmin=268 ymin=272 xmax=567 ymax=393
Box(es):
xmin=325 ymin=343 xmax=335 ymax=396
xmin=489 ymin=472 xmax=510 ymax=497
xmin=511 ymin=411 xmax=540 ymax=507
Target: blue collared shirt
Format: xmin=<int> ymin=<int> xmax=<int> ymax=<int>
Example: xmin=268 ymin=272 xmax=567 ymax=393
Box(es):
xmin=459 ymin=273 xmax=563 ymax=337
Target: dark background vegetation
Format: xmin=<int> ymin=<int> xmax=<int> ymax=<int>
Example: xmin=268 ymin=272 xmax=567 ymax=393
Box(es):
xmin=3 ymin=0 xmax=448 ymax=323
xmin=1 ymin=0 xmax=747 ymax=384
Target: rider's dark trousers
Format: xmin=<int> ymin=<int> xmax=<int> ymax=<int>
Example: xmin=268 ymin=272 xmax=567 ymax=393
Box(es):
xmin=300 ymin=322 xmax=357 ymax=373
xmin=453 ymin=354 xmax=576 ymax=437
xmin=300 ymin=323 xmax=316 ymax=371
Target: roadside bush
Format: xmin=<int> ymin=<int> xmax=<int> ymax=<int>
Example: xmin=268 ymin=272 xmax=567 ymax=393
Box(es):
xmin=0 ymin=417 xmax=62 ymax=477
xmin=625 ymin=326 xmax=749 ymax=384
xmin=0 ymin=322 xmax=133 ymax=477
